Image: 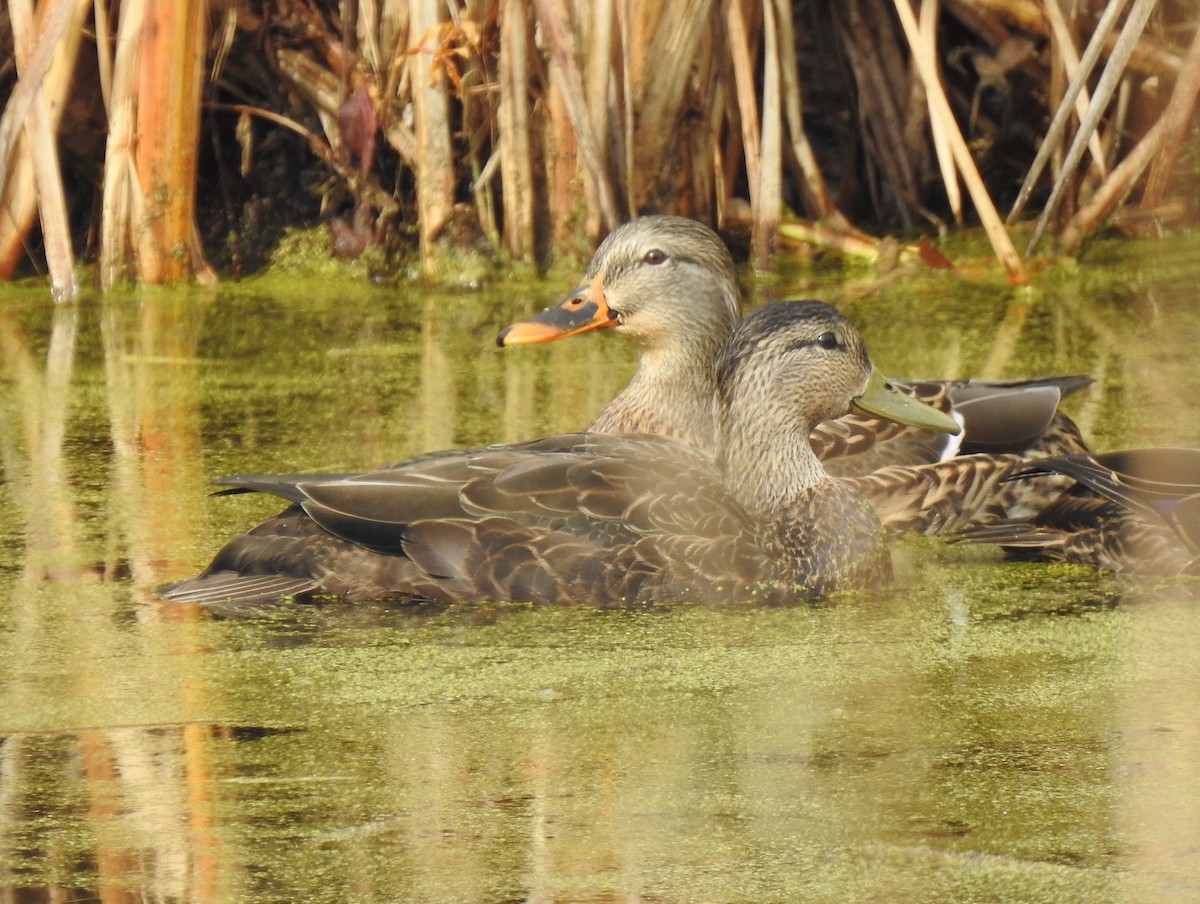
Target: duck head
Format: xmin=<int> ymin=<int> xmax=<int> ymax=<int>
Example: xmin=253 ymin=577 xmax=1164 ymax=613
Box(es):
xmin=715 ymin=301 xmax=960 ymax=506
xmin=497 ymin=215 xmax=741 ymax=352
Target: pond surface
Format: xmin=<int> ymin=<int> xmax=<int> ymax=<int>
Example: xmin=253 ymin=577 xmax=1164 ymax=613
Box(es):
xmin=1 ymin=237 xmax=1199 ymax=903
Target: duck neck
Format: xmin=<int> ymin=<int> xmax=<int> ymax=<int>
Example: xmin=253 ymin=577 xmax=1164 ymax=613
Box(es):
xmin=717 ymin=409 xmax=830 ymax=517
xmin=589 ymin=307 xmax=730 ymax=449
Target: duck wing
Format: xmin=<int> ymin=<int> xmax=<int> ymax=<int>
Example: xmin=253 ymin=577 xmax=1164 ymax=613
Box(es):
xmin=845 ymin=454 xmax=1024 ymax=534
xmin=952 ymin=447 xmax=1200 ymax=574
xmin=160 ymin=434 xmax=771 ymax=607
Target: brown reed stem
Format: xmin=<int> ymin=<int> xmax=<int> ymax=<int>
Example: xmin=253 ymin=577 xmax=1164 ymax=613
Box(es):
xmin=1041 ymin=0 xmax=1108 ymax=180
xmin=134 ymin=0 xmax=211 ymax=283
xmin=754 ymin=0 xmax=782 ymax=264
xmin=920 ymin=0 xmax=961 ymax=224
xmin=1140 ymin=21 xmax=1200 ymax=208
xmin=892 ymin=0 xmax=1026 ymax=283
xmin=0 ymin=0 xmax=89 ymax=284
xmin=1006 ymin=0 xmax=1126 ymax=224
xmin=726 ymin=0 xmax=761 ymax=214
xmin=773 ymin=0 xmax=836 ymax=220
xmin=583 ymin=0 xmax=613 ymax=235
xmin=409 ymin=0 xmax=456 ymax=271
xmin=0 ymin=0 xmax=76 ymax=196
xmin=1024 ymin=0 xmax=1156 ymax=256
xmin=532 ymin=0 xmax=621 ymax=230
xmin=498 ymin=0 xmax=535 ymax=259
xmin=1062 ymin=21 xmax=1200 ymax=252
xmin=99 ymin=0 xmax=147 ymax=288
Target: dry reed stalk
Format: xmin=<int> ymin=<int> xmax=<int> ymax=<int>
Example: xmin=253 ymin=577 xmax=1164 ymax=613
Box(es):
xmin=410 ymin=0 xmax=456 ymax=270
xmin=544 ymin=70 xmax=581 ymax=245
xmin=1061 ymin=21 xmax=1200 ymax=252
xmin=627 ymin=0 xmax=715 ymax=213
xmin=358 ymin=0 xmax=383 ymax=70
xmin=133 ymin=0 xmax=211 ymax=283
xmin=778 ymin=221 xmax=882 ymax=261
xmin=1025 ymin=0 xmax=1159 ymax=256
xmin=498 ymin=0 xmax=535 ymax=258
xmin=919 ymin=0 xmax=961 ymax=224
xmin=99 ymin=0 xmax=156 ymax=288
xmin=382 ymin=0 xmax=412 ymax=129
xmin=275 ymin=48 xmax=343 ymax=141
xmin=0 ymin=0 xmax=89 ymax=284
xmin=533 ymin=0 xmax=621 ymax=231
xmin=706 ymin=46 xmax=742 ymax=224
xmin=681 ymin=53 xmax=720 ymax=222
xmin=772 ymin=0 xmax=836 ymax=220
xmin=1041 ymin=0 xmax=1108 ymax=180
xmin=15 ymin=102 xmax=75 ymax=297
xmin=1007 ymin=0 xmax=1126 ymax=223
xmin=380 ymin=0 xmax=409 ymax=68
xmin=754 ymin=0 xmax=782 ymax=264
xmin=0 ymin=0 xmax=75 ymax=195
xmin=583 ymin=0 xmax=614 ymax=236
xmin=835 ymin=0 xmax=923 ymax=226
xmin=624 ymin=1 xmax=663 ymax=88
xmin=1138 ymin=20 xmax=1200 ymax=208
xmin=616 ymin=0 xmax=637 ymax=215
xmin=725 ymin=0 xmax=761 ymax=214
xmin=93 ymin=0 xmax=112 ymax=104
xmin=891 ymin=0 xmax=1026 ymax=283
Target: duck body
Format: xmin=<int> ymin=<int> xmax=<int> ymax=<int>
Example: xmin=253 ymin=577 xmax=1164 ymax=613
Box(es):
xmin=161 ymin=301 xmax=959 ymax=608
xmin=165 ymin=434 xmax=884 ymax=607
xmin=956 ymin=447 xmax=1200 ymax=575
xmin=498 ymin=215 xmax=1092 ymax=531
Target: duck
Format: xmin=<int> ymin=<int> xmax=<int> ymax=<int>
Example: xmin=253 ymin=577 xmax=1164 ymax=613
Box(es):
xmin=497 ymin=215 xmax=1093 ymax=532
xmin=954 ymin=447 xmax=1200 ymax=575
xmin=159 ymin=301 xmax=961 ymax=608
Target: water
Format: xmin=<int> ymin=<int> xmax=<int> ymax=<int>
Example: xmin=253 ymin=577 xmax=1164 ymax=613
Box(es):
xmin=1 ymin=237 xmax=1199 ymax=902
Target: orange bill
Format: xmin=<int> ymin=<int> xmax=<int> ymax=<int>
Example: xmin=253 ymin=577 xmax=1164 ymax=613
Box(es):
xmin=497 ymin=277 xmax=617 ymax=346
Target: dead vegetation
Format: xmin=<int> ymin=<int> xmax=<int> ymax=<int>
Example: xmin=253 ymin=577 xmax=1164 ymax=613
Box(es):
xmin=0 ymin=0 xmax=1198 ymax=293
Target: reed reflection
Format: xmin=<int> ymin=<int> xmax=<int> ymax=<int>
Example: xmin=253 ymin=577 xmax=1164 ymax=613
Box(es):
xmin=0 ymin=294 xmax=228 ymax=902
xmin=0 ymin=723 xmax=231 ymax=903
xmin=0 ymin=302 xmax=85 ymax=589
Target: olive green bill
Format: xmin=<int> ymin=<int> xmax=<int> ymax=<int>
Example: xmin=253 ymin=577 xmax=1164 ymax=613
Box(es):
xmin=850 ymin=369 xmax=962 ymax=435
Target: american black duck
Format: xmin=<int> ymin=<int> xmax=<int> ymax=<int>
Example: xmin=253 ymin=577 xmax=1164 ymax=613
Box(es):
xmin=160 ymin=301 xmax=960 ymax=607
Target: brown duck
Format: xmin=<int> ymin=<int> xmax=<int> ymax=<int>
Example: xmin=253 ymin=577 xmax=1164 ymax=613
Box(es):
xmin=498 ymin=215 xmax=1092 ymax=531
xmin=160 ymin=301 xmax=960 ymax=607
xmin=957 ymin=447 xmax=1200 ymax=575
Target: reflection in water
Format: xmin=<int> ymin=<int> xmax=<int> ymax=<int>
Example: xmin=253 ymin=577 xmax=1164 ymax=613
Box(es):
xmin=0 ymin=241 xmax=1199 ymax=900
xmin=0 ymin=723 xmax=229 ymax=903
xmin=0 ymin=302 xmax=84 ymax=587
xmin=100 ymin=294 xmax=209 ymax=601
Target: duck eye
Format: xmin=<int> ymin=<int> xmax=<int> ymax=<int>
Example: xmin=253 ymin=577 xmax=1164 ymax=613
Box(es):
xmin=643 ymin=249 xmax=667 ymax=265
xmin=815 ymin=331 xmax=839 ymax=350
